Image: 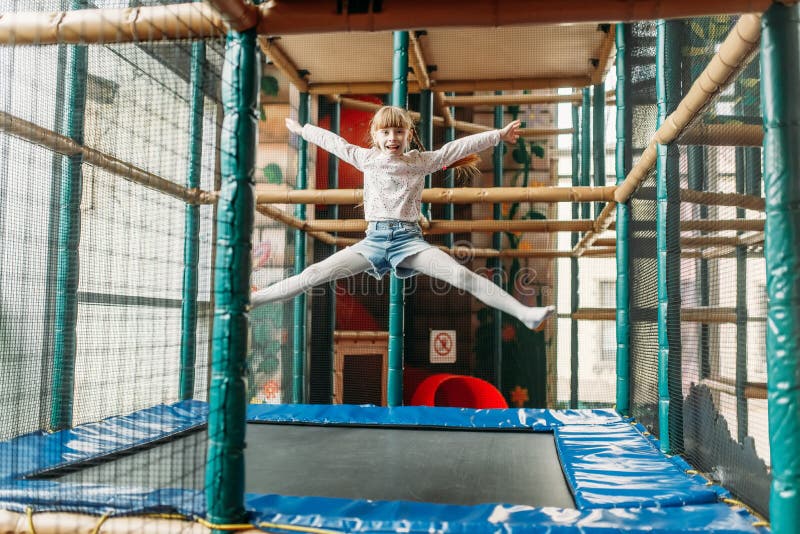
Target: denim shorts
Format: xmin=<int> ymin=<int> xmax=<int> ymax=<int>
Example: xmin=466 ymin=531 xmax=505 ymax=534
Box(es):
xmin=349 ymin=220 xmax=434 ymax=279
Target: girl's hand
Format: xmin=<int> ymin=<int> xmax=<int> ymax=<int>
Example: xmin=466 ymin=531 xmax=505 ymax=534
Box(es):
xmin=285 ymin=117 xmax=303 ymax=135
xmin=499 ymin=119 xmax=521 ymax=143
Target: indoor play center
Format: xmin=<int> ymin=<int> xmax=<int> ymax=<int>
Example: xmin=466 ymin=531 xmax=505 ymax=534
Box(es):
xmin=0 ymin=0 xmax=798 ymax=532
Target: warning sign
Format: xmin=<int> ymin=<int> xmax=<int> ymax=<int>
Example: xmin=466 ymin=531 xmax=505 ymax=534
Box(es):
xmin=430 ymin=330 xmax=456 ymax=363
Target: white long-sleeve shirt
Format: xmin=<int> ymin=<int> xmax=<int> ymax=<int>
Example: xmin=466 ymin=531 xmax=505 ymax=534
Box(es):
xmin=301 ymin=124 xmax=501 ymax=222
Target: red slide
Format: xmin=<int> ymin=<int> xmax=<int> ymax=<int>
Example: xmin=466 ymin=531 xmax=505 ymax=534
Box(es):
xmin=410 ymin=373 xmax=508 ymax=409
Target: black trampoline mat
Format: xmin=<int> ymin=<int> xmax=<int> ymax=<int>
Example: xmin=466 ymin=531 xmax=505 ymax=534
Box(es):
xmin=39 ymin=423 xmax=575 ymax=509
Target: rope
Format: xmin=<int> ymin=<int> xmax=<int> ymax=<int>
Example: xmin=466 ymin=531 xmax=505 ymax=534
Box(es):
xmin=25 ymin=507 xmax=36 ymax=534
xmin=258 ymin=521 xmax=344 ymax=534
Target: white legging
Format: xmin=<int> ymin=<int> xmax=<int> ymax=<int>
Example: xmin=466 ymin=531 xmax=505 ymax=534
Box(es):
xmin=251 ymin=247 xmax=554 ymax=329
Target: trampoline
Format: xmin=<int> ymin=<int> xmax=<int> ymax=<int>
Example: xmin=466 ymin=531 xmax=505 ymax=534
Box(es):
xmin=0 ymin=401 xmax=763 ymax=533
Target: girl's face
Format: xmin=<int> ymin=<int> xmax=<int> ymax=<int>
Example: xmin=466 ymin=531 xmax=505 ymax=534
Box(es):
xmin=373 ymin=126 xmax=411 ymax=155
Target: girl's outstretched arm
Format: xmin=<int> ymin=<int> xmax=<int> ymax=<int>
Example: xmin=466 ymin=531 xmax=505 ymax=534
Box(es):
xmin=285 ymin=118 xmax=370 ymax=171
xmin=420 ymin=119 xmax=522 ymax=173
xmin=498 ymin=119 xmax=522 ymax=144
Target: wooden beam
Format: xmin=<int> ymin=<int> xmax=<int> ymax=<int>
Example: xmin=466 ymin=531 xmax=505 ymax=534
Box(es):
xmin=0 ymin=110 xmax=216 ymax=205
xmin=255 ymin=185 xmax=618 ymax=205
xmin=2 ymin=1 xmax=790 ymax=45
xmin=255 ymin=1 xmax=789 ymax=36
xmin=676 ymin=123 xmax=763 ymax=147
xmin=408 ymin=31 xmax=431 ymax=90
xmin=434 ymin=91 xmax=455 ymax=128
xmin=615 ymin=14 xmax=762 ymax=203
xmin=433 ymin=77 xmax=593 ymax=92
xmin=204 ymin=0 xmax=258 ymax=32
xmin=0 ymin=3 xmax=226 ymax=45
xmin=591 ymin=25 xmax=617 ymax=85
xmin=445 ymin=93 xmax=581 ymax=106
xmin=298 ymin=219 xmax=599 ymax=234
xmin=309 ymin=81 xmax=421 ymax=95
xmin=257 ymin=37 xmax=308 ymax=92
xmin=334 ymin=96 xmax=568 ymax=137
xmin=571 ymin=307 xmax=742 ymax=323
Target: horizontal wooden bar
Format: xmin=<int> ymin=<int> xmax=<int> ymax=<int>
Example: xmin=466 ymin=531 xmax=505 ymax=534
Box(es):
xmin=700 ymin=376 xmax=767 ymax=400
xmin=572 ymin=307 xmax=741 ymax=323
xmin=255 ymin=185 xmax=617 ymax=205
xmin=2 ymin=2 xmax=787 ymax=45
xmin=634 ymin=187 xmax=766 ymax=211
xmin=0 ymin=3 xmax=225 ymax=44
xmin=444 ymin=93 xmax=583 ymax=106
xmin=256 ymin=1 xmax=785 ymax=35
xmin=676 ymin=123 xmax=763 ymax=147
xmin=256 ymin=204 xmax=358 ymax=246
xmin=301 ymin=218 xmax=599 ymax=234
xmin=333 ymin=96 xmax=570 ymax=137
xmin=0 ymin=110 xmax=215 ymax=205
xmin=334 ymin=331 xmax=389 ymax=341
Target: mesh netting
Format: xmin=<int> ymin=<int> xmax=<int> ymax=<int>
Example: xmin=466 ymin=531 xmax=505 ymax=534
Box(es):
xmin=628 ymin=21 xmax=660 ymax=432
xmin=0 ymin=5 xmax=781 ymax=528
xmin=675 ymin=54 xmax=769 ymax=517
xmin=0 ymin=34 xmax=226 ymax=505
xmin=624 ymin=16 xmax=770 ymax=517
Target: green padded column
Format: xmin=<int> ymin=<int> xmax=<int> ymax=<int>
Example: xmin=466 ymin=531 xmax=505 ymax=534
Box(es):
xmin=388 ymin=30 xmax=409 ymax=407
xmin=615 ymin=23 xmax=632 ymax=416
xmin=49 ymin=25 xmax=87 ymax=431
xmin=761 ymin=5 xmax=800 ymax=530
xmin=292 ymin=92 xmax=309 ymax=404
xmin=593 ymin=81 xmax=606 ymax=218
xmin=492 ymin=99 xmax=504 ymax=392
xmin=444 ymin=94 xmax=455 ymax=249
xmin=570 ymin=103 xmax=580 ymax=409
xmin=420 ymin=88 xmax=433 ymax=218
xmin=655 ymin=19 xmax=683 ymax=454
xmin=206 ymin=28 xmax=257 ymax=526
xmin=179 ymin=41 xmax=206 ymax=401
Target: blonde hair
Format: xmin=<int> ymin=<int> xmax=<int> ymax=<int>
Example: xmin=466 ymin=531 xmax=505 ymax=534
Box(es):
xmin=369 ymin=105 xmax=481 ymax=184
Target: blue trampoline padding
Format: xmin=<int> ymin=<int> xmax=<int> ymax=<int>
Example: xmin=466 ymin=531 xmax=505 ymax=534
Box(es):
xmin=556 ymin=422 xmax=725 ymax=508
xmin=0 ymin=401 xmax=765 ymax=533
xmin=0 ymin=400 xmax=207 ymax=482
xmin=247 ymin=495 xmax=763 ymax=534
xmin=246 ymin=402 xmax=621 ymax=429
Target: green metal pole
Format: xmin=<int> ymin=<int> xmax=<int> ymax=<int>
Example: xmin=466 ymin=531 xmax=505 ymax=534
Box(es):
xmin=206 ymin=28 xmax=256 ymax=527
xmin=179 ymin=41 xmax=206 ymax=401
xmin=444 ymin=94 xmax=455 ymax=249
xmin=570 ymin=103 xmax=580 ymax=409
xmin=420 ymin=88 xmax=433 ymax=218
xmin=387 ymin=31 xmax=408 ymax=407
xmin=655 ymin=19 xmax=683 ymax=454
xmin=593 ymin=81 xmax=606 ymax=219
xmin=327 ymin=99 xmax=340 ymax=403
xmin=49 ymin=24 xmax=87 ymax=431
xmin=492 ymin=98 xmax=504 ymax=392
xmin=292 ymin=93 xmax=309 ymax=404
xmin=615 ymin=23 xmax=632 ymax=416
xmin=761 ymin=5 xmax=800 ymax=530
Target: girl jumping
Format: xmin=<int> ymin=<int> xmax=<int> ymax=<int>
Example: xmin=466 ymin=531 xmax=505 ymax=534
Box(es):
xmin=251 ymin=106 xmax=555 ymax=330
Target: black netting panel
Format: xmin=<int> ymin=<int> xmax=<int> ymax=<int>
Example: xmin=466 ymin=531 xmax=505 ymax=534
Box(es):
xmin=627 ymin=21 xmax=659 ymax=432
xmin=625 ymin=15 xmax=770 ymax=517
xmin=675 ymin=44 xmax=769 ymax=517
